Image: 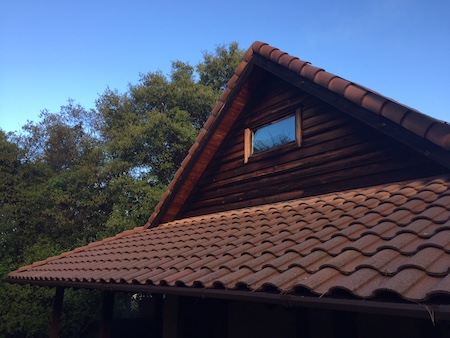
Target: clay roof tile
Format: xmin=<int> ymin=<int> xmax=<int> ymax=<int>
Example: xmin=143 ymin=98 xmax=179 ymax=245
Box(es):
xmin=314 ymin=70 xmax=337 ymax=88
xmin=288 ymin=58 xmax=309 ymax=74
xmin=269 ymin=49 xmax=286 ymax=63
xmin=300 ymin=65 xmax=323 ymax=81
xmin=328 ymin=77 xmax=351 ymax=96
xmin=234 ymin=60 xmax=248 ymax=77
xmin=380 ymin=101 xmax=411 ymax=124
xmin=401 ymin=110 xmax=436 ymax=138
xmin=344 ymin=84 xmax=369 ymax=105
xmin=425 ymin=122 xmax=450 ymax=151
xmin=360 ymin=92 xmax=387 ymax=114
xmin=278 ymin=54 xmax=297 ymax=68
xmin=251 ymin=41 xmax=268 ymax=53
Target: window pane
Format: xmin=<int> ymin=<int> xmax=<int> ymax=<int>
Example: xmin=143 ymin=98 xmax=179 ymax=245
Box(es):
xmin=253 ymin=116 xmax=295 ymax=154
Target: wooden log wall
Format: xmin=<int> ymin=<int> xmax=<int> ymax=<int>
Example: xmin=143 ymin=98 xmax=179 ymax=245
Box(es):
xmin=178 ymin=72 xmax=448 ymax=218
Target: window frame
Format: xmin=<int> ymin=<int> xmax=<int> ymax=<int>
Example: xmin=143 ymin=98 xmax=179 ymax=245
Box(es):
xmin=244 ymin=108 xmax=302 ymax=163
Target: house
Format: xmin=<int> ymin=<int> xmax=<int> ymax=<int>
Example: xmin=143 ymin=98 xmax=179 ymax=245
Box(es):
xmin=6 ymin=41 xmax=450 ymax=338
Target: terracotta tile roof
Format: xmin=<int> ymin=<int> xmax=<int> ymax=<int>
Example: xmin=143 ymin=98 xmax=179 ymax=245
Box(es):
xmin=146 ymin=41 xmax=450 ymax=227
xmin=7 ymin=175 xmax=450 ymax=302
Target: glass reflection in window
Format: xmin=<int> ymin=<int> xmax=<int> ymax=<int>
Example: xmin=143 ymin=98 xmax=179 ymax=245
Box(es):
xmin=253 ymin=116 xmax=296 ymax=154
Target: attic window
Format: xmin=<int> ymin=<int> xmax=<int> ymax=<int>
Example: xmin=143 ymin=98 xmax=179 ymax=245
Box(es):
xmin=244 ymin=108 xmax=302 ymax=163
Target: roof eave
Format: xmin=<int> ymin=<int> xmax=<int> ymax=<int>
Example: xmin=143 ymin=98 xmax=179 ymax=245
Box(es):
xmin=5 ymin=277 xmax=450 ymax=322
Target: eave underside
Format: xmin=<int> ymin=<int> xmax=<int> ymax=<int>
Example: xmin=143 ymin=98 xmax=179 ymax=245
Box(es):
xmin=6 ymin=277 xmax=450 ymax=322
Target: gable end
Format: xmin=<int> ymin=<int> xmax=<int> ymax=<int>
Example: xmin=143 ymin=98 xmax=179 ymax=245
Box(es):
xmin=252 ymin=53 xmax=450 ymax=169
xmin=146 ymin=41 xmax=450 ymax=227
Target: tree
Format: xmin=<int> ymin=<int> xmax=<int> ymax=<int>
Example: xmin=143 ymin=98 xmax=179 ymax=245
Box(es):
xmin=0 ymin=105 xmax=108 ymax=337
xmin=1 ymin=42 xmax=244 ymax=338
xmin=7 ymin=102 xmax=110 ymax=248
xmin=97 ymin=66 xmax=209 ymax=185
xmin=0 ymin=130 xmax=22 ymax=268
xmin=197 ymin=42 xmax=245 ymax=93
xmin=97 ymin=43 xmax=244 ymax=185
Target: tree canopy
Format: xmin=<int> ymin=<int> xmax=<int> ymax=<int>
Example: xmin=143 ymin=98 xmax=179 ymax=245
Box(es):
xmin=0 ymin=42 xmax=244 ymax=337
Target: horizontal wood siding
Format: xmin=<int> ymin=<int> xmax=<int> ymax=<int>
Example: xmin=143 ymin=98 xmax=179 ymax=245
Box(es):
xmin=178 ymin=74 xmax=448 ymax=218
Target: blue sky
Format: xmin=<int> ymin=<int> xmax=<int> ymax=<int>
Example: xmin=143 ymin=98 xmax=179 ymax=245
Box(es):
xmin=1 ymin=0 xmax=449 ymax=133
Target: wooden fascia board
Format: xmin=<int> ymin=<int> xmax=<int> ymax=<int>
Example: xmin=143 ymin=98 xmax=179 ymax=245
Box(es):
xmin=6 ymin=278 xmax=450 ymax=322
xmin=252 ymin=54 xmax=450 ymax=169
xmin=148 ymin=60 xmax=256 ymax=227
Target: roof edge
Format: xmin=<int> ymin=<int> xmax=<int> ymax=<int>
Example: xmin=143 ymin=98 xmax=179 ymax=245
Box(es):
xmin=144 ymin=48 xmax=258 ymax=228
xmin=8 ymin=226 xmax=145 ymax=275
xmin=4 ymin=277 xmax=450 ymax=321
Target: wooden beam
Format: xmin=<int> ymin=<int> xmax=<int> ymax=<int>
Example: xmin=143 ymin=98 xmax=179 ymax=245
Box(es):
xmin=49 ymin=287 xmax=64 ymax=338
xmin=98 ymin=291 xmax=114 ymax=338
xmin=295 ymin=107 xmax=302 ymax=147
xmin=139 ymin=294 xmax=164 ymax=337
xmin=162 ymin=295 xmax=180 ymax=338
xmin=244 ymin=128 xmax=252 ymax=163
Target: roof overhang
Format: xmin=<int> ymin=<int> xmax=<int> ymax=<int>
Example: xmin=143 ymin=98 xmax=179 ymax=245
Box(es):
xmin=6 ymin=277 xmax=450 ymax=322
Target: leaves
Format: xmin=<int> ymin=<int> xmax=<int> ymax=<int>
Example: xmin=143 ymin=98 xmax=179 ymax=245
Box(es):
xmin=197 ymin=42 xmax=245 ymax=93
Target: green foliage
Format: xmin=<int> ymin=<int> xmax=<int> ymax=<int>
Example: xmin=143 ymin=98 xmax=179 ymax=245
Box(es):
xmin=0 ymin=130 xmax=21 ymax=259
xmin=97 ymin=58 xmax=218 ymax=184
xmin=0 ymin=283 xmax=54 ymax=337
xmin=0 ymin=42 xmax=243 ymax=337
xmin=197 ymin=42 xmax=245 ymax=93
xmin=59 ymin=289 xmax=103 ymax=338
xmin=100 ymin=174 xmax=165 ymax=238
xmin=0 ymin=284 xmax=102 ymax=338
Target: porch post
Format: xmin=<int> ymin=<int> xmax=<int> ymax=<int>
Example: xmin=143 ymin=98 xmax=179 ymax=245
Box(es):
xmin=139 ymin=293 xmax=164 ymax=337
xmin=162 ymin=295 xmax=180 ymax=338
xmin=50 ymin=287 xmax=64 ymax=338
xmin=98 ymin=290 xmax=115 ymax=338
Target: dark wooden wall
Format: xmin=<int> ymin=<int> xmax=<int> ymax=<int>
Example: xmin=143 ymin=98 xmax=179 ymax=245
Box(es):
xmin=178 ymin=71 xmax=448 ymax=218
xmin=82 ymin=294 xmax=448 ymax=338
xmin=174 ymin=297 xmax=446 ymax=338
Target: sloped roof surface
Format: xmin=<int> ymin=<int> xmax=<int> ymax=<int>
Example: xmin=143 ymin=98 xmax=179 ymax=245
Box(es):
xmin=8 ymin=175 xmax=450 ymax=302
